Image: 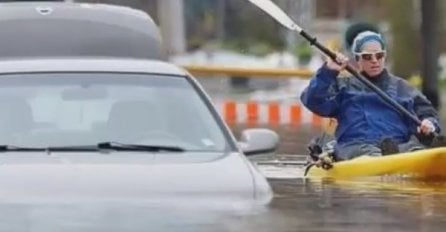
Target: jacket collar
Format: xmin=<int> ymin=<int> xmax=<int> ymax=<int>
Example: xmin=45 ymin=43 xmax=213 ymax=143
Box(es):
xmin=359 ymin=69 xmax=391 ymax=90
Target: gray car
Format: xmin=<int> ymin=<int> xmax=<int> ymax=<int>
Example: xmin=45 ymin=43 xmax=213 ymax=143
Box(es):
xmin=0 ymin=58 xmax=279 ymax=226
xmin=0 ymin=2 xmax=279 ymax=230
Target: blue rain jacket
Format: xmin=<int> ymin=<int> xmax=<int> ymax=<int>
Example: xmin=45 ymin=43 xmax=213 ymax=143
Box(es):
xmin=301 ymin=64 xmax=441 ymax=149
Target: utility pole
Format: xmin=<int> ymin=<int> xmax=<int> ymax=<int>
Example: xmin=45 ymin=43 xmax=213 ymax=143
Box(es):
xmin=420 ymin=0 xmax=440 ymax=109
xmin=386 ymin=0 xmax=418 ymax=79
xmin=158 ymin=0 xmax=186 ymax=55
xmin=216 ymin=0 xmax=226 ymax=40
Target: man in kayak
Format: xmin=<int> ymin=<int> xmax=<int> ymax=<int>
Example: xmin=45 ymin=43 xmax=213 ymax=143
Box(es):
xmin=301 ymin=30 xmax=441 ymax=161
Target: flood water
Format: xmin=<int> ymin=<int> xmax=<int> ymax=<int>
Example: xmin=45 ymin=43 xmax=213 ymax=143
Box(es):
xmin=243 ymin=132 xmax=446 ymax=232
xmin=262 ymin=177 xmax=446 ymax=232
xmin=243 ymin=150 xmax=446 ymax=232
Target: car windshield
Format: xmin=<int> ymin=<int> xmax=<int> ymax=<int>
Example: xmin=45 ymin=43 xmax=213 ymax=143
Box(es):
xmin=0 ymin=73 xmax=229 ymax=152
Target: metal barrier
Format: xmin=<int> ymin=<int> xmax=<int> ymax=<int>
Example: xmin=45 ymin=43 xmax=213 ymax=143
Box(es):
xmin=182 ymin=65 xmax=314 ymax=78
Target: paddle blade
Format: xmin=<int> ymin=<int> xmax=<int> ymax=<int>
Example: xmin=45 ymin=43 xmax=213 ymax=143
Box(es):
xmin=246 ymin=0 xmax=302 ymax=32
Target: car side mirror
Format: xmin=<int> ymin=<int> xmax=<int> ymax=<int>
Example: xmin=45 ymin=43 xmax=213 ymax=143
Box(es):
xmin=238 ymin=128 xmax=279 ymax=156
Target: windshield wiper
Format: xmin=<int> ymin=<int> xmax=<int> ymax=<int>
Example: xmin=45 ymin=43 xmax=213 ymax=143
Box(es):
xmin=0 ymin=142 xmax=185 ymax=153
xmin=97 ymin=142 xmax=185 ymax=152
xmin=0 ymin=145 xmax=100 ymax=152
xmin=0 ymin=145 xmax=46 ymax=152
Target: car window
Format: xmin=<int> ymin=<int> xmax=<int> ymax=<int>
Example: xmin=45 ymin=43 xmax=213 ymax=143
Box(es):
xmin=0 ymin=73 xmax=229 ymax=152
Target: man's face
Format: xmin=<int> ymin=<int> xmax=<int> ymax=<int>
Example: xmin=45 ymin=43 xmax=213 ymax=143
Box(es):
xmin=355 ymin=41 xmax=386 ymax=77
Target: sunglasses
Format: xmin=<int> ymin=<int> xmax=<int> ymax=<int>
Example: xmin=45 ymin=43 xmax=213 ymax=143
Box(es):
xmin=354 ymin=51 xmax=386 ymax=61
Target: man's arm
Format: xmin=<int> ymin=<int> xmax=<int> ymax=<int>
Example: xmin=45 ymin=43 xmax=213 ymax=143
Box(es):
xmin=413 ymin=92 xmax=441 ymax=133
xmin=399 ymin=79 xmax=442 ymax=134
xmin=300 ymin=64 xmax=343 ymax=117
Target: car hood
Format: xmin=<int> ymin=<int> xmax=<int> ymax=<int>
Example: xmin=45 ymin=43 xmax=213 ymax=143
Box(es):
xmin=0 ymin=151 xmax=271 ymax=205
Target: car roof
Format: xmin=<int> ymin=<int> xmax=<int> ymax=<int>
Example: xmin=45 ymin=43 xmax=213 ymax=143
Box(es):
xmin=0 ymin=1 xmax=164 ymax=60
xmin=0 ymin=58 xmax=188 ymax=76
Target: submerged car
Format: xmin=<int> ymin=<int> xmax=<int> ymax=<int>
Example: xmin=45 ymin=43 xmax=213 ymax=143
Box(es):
xmin=0 ymin=3 xmax=279 ymax=225
xmin=0 ymin=58 xmax=278 ymax=204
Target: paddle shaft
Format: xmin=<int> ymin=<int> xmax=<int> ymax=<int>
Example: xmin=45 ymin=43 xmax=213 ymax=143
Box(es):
xmin=299 ymin=30 xmax=423 ymax=126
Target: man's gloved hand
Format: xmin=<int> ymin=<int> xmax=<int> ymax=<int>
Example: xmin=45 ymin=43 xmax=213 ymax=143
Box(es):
xmin=326 ymin=52 xmax=349 ymax=72
xmin=417 ymin=119 xmax=436 ymax=135
xmin=314 ymin=152 xmax=334 ymax=170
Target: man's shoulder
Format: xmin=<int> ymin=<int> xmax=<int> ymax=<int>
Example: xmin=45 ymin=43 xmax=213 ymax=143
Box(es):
xmin=387 ymin=73 xmax=425 ymax=99
xmin=388 ymin=73 xmax=418 ymax=91
xmin=389 ymin=73 xmax=409 ymax=84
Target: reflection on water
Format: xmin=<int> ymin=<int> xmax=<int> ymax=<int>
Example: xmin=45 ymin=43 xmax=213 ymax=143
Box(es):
xmin=0 ymin=201 xmax=268 ymax=232
xmin=262 ymin=178 xmax=446 ymax=232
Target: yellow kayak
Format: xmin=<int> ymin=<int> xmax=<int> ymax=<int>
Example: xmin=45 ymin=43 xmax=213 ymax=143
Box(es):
xmin=305 ymin=147 xmax=446 ymax=179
